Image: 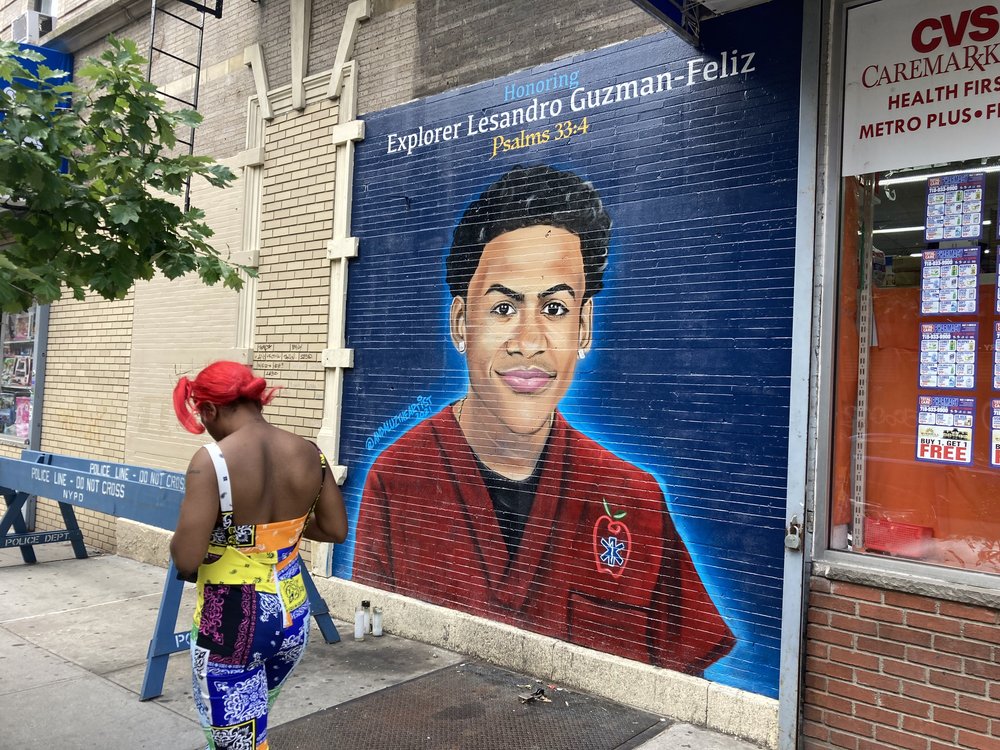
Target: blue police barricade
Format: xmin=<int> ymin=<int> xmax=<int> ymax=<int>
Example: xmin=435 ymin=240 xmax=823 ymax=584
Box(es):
xmin=0 ymin=450 xmax=340 ymax=701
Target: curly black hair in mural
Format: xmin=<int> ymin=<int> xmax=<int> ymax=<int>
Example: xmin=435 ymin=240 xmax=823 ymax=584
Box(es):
xmin=446 ymin=165 xmax=611 ymax=301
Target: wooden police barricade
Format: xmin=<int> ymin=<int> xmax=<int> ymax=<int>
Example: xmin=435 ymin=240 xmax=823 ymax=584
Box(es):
xmin=0 ymin=450 xmax=340 ymax=701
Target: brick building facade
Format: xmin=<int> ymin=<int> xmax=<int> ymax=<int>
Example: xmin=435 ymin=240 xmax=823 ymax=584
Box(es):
xmin=804 ymin=577 xmax=1000 ymax=749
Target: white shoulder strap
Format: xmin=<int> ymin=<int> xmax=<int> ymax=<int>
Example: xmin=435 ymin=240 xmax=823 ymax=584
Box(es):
xmin=203 ymin=443 xmax=233 ymax=513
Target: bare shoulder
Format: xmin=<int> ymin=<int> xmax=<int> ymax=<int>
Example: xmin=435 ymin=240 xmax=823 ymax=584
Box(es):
xmin=272 ymin=426 xmax=319 ymax=458
xmin=260 ymin=427 xmax=326 ymax=485
xmin=186 ymin=445 xmax=213 ymax=473
xmin=183 ymin=446 xmax=218 ymax=490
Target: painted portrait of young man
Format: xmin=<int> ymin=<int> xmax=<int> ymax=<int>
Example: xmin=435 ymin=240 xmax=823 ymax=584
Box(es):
xmin=352 ymin=165 xmax=734 ymax=674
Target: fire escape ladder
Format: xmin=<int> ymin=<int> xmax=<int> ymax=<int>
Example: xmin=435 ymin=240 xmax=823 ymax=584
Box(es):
xmin=144 ymin=0 xmax=223 ymax=210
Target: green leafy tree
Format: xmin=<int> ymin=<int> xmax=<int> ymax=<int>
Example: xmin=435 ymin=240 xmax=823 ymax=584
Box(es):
xmin=0 ymin=36 xmax=248 ymax=312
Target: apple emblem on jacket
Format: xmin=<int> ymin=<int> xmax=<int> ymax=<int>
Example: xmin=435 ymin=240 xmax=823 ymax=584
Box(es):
xmin=593 ymin=499 xmax=631 ymax=578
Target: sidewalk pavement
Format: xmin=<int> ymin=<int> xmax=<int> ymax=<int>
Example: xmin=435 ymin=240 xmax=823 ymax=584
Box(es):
xmin=0 ymin=544 xmax=763 ymax=750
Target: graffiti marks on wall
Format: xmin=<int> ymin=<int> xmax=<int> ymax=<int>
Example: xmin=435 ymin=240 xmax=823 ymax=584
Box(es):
xmin=253 ymin=343 xmax=318 ymax=377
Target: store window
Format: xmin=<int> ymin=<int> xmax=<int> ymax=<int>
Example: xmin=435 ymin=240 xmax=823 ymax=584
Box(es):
xmin=832 ymin=164 xmax=1000 ymax=574
xmin=0 ymin=307 xmax=42 ymax=445
xmin=832 ymin=0 xmax=1000 ymax=575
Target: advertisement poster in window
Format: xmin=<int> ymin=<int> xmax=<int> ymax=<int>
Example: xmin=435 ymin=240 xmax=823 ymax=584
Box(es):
xmin=924 ymin=173 xmax=984 ymax=243
xmin=991 ymin=399 xmax=1000 ymax=467
xmin=918 ymin=322 xmax=978 ymax=389
xmin=919 ymin=247 xmax=979 ymax=315
xmin=915 ymin=396 xmax=974 ymax=464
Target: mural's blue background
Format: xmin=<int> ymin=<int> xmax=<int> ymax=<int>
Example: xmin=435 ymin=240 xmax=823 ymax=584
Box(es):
xmin=336 ymin=0 xmax=801 ymax=698
xmin=1 ymin=43 xmax=73 ymax=90
xmin=1 ymin=44 xmax=73 ymax=180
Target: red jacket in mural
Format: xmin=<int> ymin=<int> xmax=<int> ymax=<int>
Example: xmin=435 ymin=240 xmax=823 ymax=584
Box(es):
xmin=353 ymin=405 xmax=734 ymax=674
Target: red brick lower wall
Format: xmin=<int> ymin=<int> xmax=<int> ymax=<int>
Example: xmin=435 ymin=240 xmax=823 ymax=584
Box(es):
xmin=803 ymin=576 xmax=1000 ymax=750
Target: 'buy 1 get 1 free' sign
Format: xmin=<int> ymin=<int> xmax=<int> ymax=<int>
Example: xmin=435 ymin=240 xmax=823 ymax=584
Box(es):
xmin=916 ymin=396 xmax=974 ymax=464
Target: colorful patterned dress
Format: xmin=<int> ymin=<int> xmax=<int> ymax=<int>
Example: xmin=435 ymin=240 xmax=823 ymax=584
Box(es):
xmin=190 ymin=442 xmax=325 ymax=750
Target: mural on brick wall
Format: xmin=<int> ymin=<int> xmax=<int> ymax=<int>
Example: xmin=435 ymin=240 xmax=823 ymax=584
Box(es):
xmin=336 ymin=0 xmax=801 ymax=697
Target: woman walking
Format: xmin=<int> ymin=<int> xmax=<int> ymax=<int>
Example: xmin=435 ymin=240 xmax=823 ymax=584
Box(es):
xmin=171 ymin=361 xmax=348 ymax=750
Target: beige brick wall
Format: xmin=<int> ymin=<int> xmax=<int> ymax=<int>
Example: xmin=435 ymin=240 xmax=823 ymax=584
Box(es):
xmin=30 ymin=262 xmax=248 ymax=546
xmin=34 ymin=290 xmax=133 ymax=551
xmin=39 ymin=1 xmax=264 ymax=161
xmin=144 ymin=1 xmax=266 ymax=159
xmin=305 ymin=0 xmax=347 ymax=79
xmin=0 ymin=0 xmax=22 ymax=38
xmin=125 ymin=170 xmax=248 ymax=475
xmin=253 ymin=98 xmax=337 ymax=436
xmin=253 ymin=97 xmax=343 ymax=569
xmin=125 ymin=282 xmax=243 ymax=474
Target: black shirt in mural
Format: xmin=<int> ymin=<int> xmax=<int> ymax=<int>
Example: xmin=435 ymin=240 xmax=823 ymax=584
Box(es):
xmin=473 ymin=454 xmax=543 ymax=557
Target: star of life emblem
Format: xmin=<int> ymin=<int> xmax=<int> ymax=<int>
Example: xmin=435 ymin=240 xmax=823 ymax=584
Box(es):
xmin=599 ymin=535 xmax=626 ymax=568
